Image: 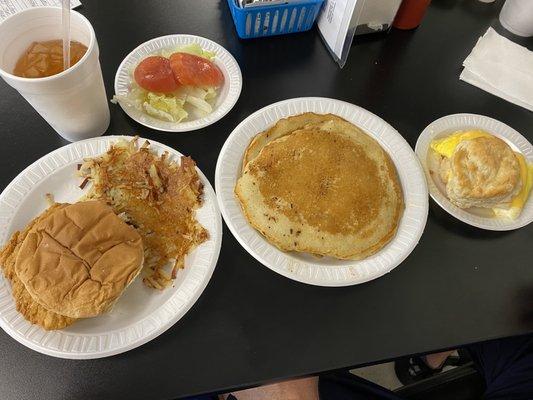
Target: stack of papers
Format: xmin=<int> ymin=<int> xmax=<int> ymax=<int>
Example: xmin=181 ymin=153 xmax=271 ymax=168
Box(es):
xmin=461 ymin=27 xmax=533 ymax=112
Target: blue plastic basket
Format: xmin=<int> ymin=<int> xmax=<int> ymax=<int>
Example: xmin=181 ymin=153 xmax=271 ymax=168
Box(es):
xmin=227 ymin=0 xmax=325 ymax=39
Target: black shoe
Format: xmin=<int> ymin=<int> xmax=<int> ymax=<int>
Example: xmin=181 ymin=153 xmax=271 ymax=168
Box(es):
xmin=394 ymin=353 xmax=463 ymax=386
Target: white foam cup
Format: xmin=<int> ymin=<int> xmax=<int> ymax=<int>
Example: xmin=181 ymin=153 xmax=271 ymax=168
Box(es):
xmin=499 ymin=0 xmax=533 ymax=37
xmin=0 ymin=7 xmax=110 ymax=141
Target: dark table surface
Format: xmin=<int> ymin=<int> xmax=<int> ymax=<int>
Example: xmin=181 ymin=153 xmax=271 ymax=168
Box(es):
xmin=1 ymin=0 xmax=533 ymax=399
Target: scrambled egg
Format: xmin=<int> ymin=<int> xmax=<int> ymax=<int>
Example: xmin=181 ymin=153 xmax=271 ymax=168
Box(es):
xmin=430 ymin=130 xmax=533 ymax=219
xmin=430 ymin=130 xmax=491 ymax=158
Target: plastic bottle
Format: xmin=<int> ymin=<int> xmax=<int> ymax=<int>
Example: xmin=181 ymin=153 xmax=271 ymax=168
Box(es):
xmin=393 ymin=0 xmax=432 ymax=30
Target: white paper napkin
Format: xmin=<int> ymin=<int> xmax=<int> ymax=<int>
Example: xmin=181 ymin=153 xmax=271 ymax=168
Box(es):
xmin=460 ymin=27 xmax=533 ymax=112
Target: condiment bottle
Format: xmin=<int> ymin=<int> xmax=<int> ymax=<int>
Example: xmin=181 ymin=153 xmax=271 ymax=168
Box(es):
xmin=393 ymin=0 xmax=432 ymax=30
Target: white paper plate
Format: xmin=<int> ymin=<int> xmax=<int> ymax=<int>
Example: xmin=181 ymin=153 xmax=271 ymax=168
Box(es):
xmin=415 ymin=113 xmax=533 ymax=231
xmin=114 ymin=35 xmax=242 ymax=132
xmin=0 ymin=136 xmax=222 ymax=359
xmin=215 ymin=97 xmax=428 ymax=287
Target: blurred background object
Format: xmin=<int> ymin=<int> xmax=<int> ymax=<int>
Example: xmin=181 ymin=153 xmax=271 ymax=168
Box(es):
xmin=227 ymin=0 xmax=324 ymax=39
xmin=393 ymin=0 xmax=432 ymax=30
xmin=354 ymin=0 xmax=403 ymax=35
xmin=499 ymin=0 xmax=533 ymax=37
xmin=318 ymin=0 xmax=402 ymax=67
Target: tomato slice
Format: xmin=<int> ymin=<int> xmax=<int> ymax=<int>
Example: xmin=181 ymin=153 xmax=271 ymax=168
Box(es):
xmin=169 ymin=52 xmax=224 ymax=87
xmin=134 ymin=56 xmax=179 ymax=93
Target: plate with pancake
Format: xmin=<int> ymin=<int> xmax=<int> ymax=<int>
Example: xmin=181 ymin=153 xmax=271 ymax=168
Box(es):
xmin=416 ymin=114 xmax=533 ymax=231
xmin=215 ymin=97 xmax=428 ymax=287
xmin=0 ymin=136 xmax=222 ymax=358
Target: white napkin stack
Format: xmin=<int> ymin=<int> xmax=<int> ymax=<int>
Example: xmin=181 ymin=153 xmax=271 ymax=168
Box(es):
xmin=460 ymin=27 xmax=533 ymax=112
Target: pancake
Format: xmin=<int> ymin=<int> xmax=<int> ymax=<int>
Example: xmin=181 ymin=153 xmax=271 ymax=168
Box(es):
xmin=0 ymin=204 xmax=76 ymax=330
xmin=15 ymin=201 xmax=144 ymax=319
xmin=235 ymin=125 xmax=404 ymax=260
xmin=242 ymin=112 xmax=346 ymax=172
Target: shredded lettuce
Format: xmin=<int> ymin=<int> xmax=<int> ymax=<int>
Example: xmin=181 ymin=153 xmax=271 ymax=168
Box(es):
xmin=160 ymin=43 xmax=216 ymax=61
xmin=185 ymin=95 xmax=212 ymax=115
xmin=182 ymin=86 xmax=217 ymax=100
xmin=112 ymin=82 xmax=217 ymax=123
xmin=111 ymin=94 xmax=139 ymax=108
xmin=143 ymin=92 xmax=188 ymax=122
xmin=204 ymin=86 xmax=217 ymax=100
xmin=176 ymin=86 xmax=217 ymax=115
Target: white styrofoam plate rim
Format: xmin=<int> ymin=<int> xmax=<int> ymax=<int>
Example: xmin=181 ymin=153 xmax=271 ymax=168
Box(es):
xmin=415 ymin=113 xmax=533 ymax=231
xmin=0 ymin=136 xmax=222 ymax=359
xmin=114 ymin=34 xmax=242 ymax=132
xmin=215 ymin=97 xmax=429 ymax=287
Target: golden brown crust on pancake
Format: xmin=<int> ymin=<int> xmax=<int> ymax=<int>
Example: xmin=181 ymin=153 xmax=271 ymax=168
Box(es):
xmin=446 ymin=136 xmax=521 ymax=209
xmin=0 ymin=204 xmax=76 ymax=330
xmin=15 ymin=201 xmax=144 ymax=319
xmin=242 ymin=112 xmax=346 ymax=173
xmin=236 ymin=122 xmax=404 ymax=260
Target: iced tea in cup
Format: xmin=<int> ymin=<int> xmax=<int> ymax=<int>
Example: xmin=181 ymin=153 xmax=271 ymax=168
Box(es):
xmin=0 ymin=7 xmax=110 ymax=142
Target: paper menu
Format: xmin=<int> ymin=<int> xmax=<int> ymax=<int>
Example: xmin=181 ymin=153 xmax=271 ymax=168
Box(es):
xmin=317 ymin=0 xmax=363 ymax=67
xmin=0 ymin=0 xmax=82 ymax=22
xmin=318 ymin=0 xmax=402 ymax=67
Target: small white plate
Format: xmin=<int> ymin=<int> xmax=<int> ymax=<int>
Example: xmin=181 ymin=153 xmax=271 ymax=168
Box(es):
xmin=114 ymin=34 xmax=242 ymax=132
xmin=215 ymin=97 xmax=428 ymax=287
xmin=0 ymin=136 xmax=222 ymax=359
xmin=415 ymin=113 xmax=533 ymax=231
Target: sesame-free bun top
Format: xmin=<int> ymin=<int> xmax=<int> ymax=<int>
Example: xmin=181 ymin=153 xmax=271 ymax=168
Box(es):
xmin=15 ymin=201 xmax=144 ymax=319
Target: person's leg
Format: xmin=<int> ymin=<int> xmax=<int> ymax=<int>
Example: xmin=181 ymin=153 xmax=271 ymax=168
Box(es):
xmin=425 ymin=350 xmax=456 ymax=368
xmin=467 ymin=334 xmax=533 ymax=400
xmin=319 ymin=370 xmax=404 ymax=400
xmin=394 ymin=350 xmax=465 ymax=385
xmin=222 ymin=377 xmax=319 ymax=400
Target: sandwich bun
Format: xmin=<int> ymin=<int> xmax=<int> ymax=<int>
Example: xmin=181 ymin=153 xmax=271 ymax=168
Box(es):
xmin=15 ymin=200 xmax=144 ymax=319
